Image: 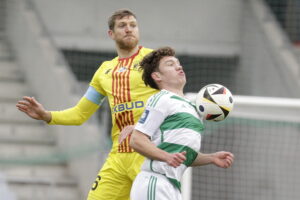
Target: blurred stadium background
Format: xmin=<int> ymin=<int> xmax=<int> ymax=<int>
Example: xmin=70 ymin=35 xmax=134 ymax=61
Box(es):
xmin=0 ymin=0 xmax=299 ymax=199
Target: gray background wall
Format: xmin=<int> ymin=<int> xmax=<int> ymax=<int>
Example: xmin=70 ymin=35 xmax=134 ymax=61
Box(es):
xmin=31 ymin=0 xmax=300 ymax=98
xmin=32 ymin=0 xmax=242 ymax=56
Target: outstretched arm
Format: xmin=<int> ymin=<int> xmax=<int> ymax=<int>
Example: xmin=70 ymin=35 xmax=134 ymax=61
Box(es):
xmin=191 ymin=151 xmax=234 ymax=168
xmin=16 ymin=95 xmax=101 ymax=125
xmin=16 ymin=64 xmax=106 ymax=125
xmin=16 ymin=96 xmax=52 ymax=123
xmin=130 ymin=130 xmax=186 ymax=167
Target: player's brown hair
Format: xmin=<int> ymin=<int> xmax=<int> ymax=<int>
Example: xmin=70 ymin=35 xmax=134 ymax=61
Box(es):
xmin=108 ymin=9 xmax=137 ymax=30
xmin=140 ymin=47 xmax=175 ymax=89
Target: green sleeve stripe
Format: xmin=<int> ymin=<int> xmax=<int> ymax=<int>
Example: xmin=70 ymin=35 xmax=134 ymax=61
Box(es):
xmin=160 ymin=112 xmax=204 ymax=134
xmin=157 ymin=142 xmax=198 ymax=166
xmin=149 ymin=91 xmax=167 ymax=108
xmin=149 ymin=92 xmax=163 ymax=107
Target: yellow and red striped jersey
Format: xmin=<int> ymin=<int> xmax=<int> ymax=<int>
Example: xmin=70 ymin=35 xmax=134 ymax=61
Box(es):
xmin=50 ymin=46 xmax=157 ymax=153
xmin=90 ymin=46 xmax=158 ymax=153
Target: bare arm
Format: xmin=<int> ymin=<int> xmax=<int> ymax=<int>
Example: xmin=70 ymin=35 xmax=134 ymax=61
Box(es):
xmin=130 ymin=129 xmax=186 ymax=167
xmin=191 ymin=151 xmax=234 ymax=168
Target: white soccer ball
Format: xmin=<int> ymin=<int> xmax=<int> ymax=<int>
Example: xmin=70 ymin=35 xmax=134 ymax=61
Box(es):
xmin=196 ymin=84 xmax=234 ymax=121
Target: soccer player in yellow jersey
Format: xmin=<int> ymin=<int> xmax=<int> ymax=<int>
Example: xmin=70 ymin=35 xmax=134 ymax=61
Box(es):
xmin=16 ymin=9 xmax=158 ymax=200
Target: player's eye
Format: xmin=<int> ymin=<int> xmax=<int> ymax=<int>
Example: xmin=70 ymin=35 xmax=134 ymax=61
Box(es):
xmin=118 ymin=23 xmax=126 ymax=28
xmin=165 ymin=61 xmax=174 ymax=66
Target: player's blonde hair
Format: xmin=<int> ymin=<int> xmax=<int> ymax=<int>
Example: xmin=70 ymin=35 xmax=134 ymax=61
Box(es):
xmin=108 ymin=9 xmax=137 ymax=30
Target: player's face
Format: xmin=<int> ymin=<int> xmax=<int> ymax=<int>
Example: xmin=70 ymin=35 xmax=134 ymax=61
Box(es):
xmin=156 ymin=56 xmax=186 ymax=88
xmin=109 ymin=15 xmax=139 ymax=50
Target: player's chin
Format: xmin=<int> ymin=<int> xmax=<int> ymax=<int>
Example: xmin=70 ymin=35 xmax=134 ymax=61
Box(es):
xmin=124 ymin=39 xmax=138 ymax=48
xmin=178 ymin=78 xmax=186 ymax=86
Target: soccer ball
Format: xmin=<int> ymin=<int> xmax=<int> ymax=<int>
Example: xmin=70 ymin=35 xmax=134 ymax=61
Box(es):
xmin=196 ymin=84 xmax=234 ymax=121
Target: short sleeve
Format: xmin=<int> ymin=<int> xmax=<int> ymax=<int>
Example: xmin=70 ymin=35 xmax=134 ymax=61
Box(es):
xmin=135 ymin=92 xmax=170 ymax=138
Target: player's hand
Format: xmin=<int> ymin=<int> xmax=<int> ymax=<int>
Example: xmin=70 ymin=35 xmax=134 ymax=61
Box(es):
xmin=119 ymin=125 xmax=135 ymax=144
xmin=166 ymin=151 xmax=186 ymax=167
xmin=16 ymin=96 xmax=51 ymax=122
xmin=212 ymin=151 xmax=234 ymax=168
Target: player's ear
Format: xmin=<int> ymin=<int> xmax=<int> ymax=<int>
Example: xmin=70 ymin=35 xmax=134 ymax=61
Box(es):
xmin=108 ymin=30 xmax=114 ymax=39
xmin=151 ymin=72 xmax=162 ymax=82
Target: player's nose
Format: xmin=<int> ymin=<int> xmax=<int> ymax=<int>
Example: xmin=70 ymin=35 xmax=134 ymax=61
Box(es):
xmin=176 ymin=64 xmax=183 ymax=70
xmin=125 ymin=25 xmax=132 ymax=32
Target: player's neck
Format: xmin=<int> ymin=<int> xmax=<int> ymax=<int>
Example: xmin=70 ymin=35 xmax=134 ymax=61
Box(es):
xmin=116 ymin=45 xmax=139 ymax=59
xmin=162 ymin=86 xmax=184 ymax=97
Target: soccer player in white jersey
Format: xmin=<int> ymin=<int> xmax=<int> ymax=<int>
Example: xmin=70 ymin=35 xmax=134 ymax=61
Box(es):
xmin=129 ymin=47 xmax=234 ymax=200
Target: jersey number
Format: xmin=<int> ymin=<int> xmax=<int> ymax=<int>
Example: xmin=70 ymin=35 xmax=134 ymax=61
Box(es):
xmin=91 ymin=175 xmax=101 ymax=190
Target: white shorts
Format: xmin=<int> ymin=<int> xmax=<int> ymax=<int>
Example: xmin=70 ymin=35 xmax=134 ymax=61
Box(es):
xmin=130 ymin=171 xmax=181 ymax=200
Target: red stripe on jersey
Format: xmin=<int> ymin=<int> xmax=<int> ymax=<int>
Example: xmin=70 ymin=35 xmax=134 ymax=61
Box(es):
xmin=112 ymin=62 xmax=121 ymax=105
xmin=118 ymin=112 xmax=135 ymax=152
xmin=127 ymin=134 xmax=134 ymax=152
xmin=129 ymin=110 xmax=135 ymax=127
xmin=121 ymin=63 xmax=128 ymax=103
xmin=116 ymin=113 xmax=125 ymax=152
xmin=115 ymin=50 xmax=141 ymax=153
xmin=116 ymin=61 xmax=123 ymax=104
xmin=115 ymin=113 xmax=122 ymax=130
xmin=120 ymin=111 xmax=129 ymax=152
xmin=126 ymin=58 xmax=134 ymax=102
xmin=124 ymin=57 xmax=130 ymax=66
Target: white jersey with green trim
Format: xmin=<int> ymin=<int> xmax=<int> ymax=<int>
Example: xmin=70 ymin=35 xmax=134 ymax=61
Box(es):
xmin=135 ymin=89 xmax=204 ymax=191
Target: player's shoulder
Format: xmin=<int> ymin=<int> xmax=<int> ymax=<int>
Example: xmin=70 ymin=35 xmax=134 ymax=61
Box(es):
xmin=101 ymin=57 xmax=118 ymax=67
xmin=147 ymin=90 xmax=172 ymax=108
xmin=169 ymin=94 xmax=194 ymax=105
xmin=138 ymin=46 xmax=153 ymax=57
xmin=140 ymin=46 xmax=153 ymax=53
xmin=95 ymin=57 xmax=118 ymax=73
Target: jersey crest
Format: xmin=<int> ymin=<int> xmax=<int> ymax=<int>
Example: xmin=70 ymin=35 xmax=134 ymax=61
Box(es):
xmin=117 ymin=67 xmax=127 ymax=73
